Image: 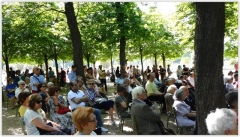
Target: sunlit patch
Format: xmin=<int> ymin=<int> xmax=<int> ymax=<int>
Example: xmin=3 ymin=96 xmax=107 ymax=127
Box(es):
xmin=8 ymin=128 xmax=24 ymax=135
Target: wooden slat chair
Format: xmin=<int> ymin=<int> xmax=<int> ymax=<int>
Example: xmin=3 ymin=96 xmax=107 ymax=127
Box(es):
xmin=164 ymin=97 xmax=174 ymax=127
xmin=19 ymin=116 xmax=27 ymax=135
xmin=117 ymin=114 xmax=132 ymax=134
xmin=172 ymin=107 xmax=194 ymax=135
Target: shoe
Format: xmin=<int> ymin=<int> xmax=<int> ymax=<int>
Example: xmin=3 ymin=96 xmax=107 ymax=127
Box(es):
xmin=101 ymin=127 xmax=108 ymax=132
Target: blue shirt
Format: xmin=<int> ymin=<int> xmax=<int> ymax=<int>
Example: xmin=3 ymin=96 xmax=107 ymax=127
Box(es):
xmin=68 ymin=71 xmax=76 ymax=82
xmin=6 ymin=84 xmax=17 ymax=95
xmin=30 ymin=74 xmax=46 ymax=91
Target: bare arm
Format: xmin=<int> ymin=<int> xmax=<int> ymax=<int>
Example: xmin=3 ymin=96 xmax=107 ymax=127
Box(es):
xmin=185 ymin=112 xmax=196 ymax=117
xmin=71 ymin=96 xmax=89 ymax=104
xmin=120 ymin=102 xmax=127 ymax=108
xmin=31 ymin=117 xmax=61 ymax=132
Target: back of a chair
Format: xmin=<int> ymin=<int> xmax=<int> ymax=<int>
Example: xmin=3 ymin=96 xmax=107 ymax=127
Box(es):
xmin=172 ymin=107 xmax=180 ymax=127
xmin=165 ymin=96 xmax=173 ymax=114
xmin=19 ymin=117 xmax=27 ymax=135
xmin=131 ymin=115 xmax=139 ymax=135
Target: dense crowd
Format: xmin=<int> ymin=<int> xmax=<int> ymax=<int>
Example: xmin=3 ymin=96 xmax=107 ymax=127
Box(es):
xmin=3 ymin=63 xmax=238 ymax=135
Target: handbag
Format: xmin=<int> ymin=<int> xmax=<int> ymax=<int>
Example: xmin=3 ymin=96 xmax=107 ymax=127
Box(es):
xmin=57 ymin=105 xmax=71 ymax=114
xmin=37 ymin=122 xmax=71 ymax=135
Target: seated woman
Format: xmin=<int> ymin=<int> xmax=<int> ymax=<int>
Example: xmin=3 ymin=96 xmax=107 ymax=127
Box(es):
xmin=225 ymin=91 xmax=238 ymax=114
xmin=115 ymin=86 xmax=131 ymax=118
xmin=6 ymin=78 xmax=17 ymax=109
xmin=85 ymin=67 xmax=94 ymax=81
xmin=85 ymin=79 xmax=116 ymax=125
xmin=15 ymin=80 xmax=30 ymax=100
xmin=225 ymin=76 xmax=235 ymax=92
xmin=72 ymin=106 xmax=97 ymax=135
xmin=173 ymin=89 xmax=196 ymax=127
xmin=24 ymin=77 xmax=32 ymax=92
xmin=48 ymin=86 xmax=76 ymax=134
xmin=205 ymin=108 xmax=238 ymax=135
xmin=38 ymin=83 xmax=50 ymax=113
xmin=130 ymin=73 xmax=142 ymax=86
xmin=23 ymin=94 xmax=67 ymax=135
xmin=18 ymin=92 xmax=35 ymax=117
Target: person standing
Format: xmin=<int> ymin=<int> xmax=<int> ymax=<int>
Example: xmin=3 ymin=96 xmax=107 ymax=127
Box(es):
xmin=159 ymin=66 xmax=166 ymax=81
xmin=176 ymin=65 xmax=182 ymax=79
xmin=8 ymin=67 xmax=16 ymax=79
xmin=98 ymin=65 xmax=107 ymax=93
xmin=60 ymin=68 xmax=66 ymax=87
xmin=68 ymin=65 xmax=77 ymax=82
xmin=30 ymin=67 xmax=46 ymax=93
xmin=48 ymin=67 xmax=55 ymax=83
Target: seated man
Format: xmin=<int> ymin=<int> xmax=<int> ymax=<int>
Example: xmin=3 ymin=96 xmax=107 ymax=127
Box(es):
xmin=85 ymin=79 xmax=116 ymax=125
xmin=164 ymin=85 xmax=177 ymax=113
xmin=145 ymin=73 xmax=166 ymax=112
xmin=115 ymin=85 xmax=131 ymax=118
xmin=131 ymin=86 xmax=162 ymax=135
xmin=130 ymin=86 xmax=175 ymax=135
xmin=67 ymin=81 xmax=108 ymax=132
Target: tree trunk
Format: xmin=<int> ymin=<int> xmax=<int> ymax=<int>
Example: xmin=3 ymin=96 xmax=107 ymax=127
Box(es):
xmin=111 ymin=54 xmax=113 ymax=75
xmin=194 ymin=2 xmax=225 ymax=135
xmin=161 ymin=52 xmax=166 ymax=69
xmin=44 ymin=54 xmax=49 ymax=82
xmin=154 ymin=53 xmax=157 ymax=67
xmin=62 ymin=60 xmax=65 ymax=69
xmin=140 ymin=47 xmax=144 ymax=78
xmin=54 ymin=47 xmax=60 ymax=86
xmin=115 ymin=2 xmax=126 ymax=76
xmin=3 ymin=54 xmax=10 ymax=78
xmin=65 ymin=2 xmax=85 ymax=81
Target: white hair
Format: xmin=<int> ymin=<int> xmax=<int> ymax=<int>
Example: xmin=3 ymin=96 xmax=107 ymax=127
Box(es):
xmin=132 ymin=86 xmax=145 ymax=100
xmin=225 ymin=76 xmax=233 ymax=83
xmin=167 ymin=85 xmax=177 ymax=93
xmin=205 ymin=108 xmax=237 ymax=135
xmin=47 ymin=82 xmax=54 ymax=86
xmin=18 ymin=80 xmax=25 ymax=85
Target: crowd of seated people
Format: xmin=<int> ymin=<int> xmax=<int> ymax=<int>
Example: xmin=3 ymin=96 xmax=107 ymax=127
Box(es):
xmin=5 ymin=64 xmax=238 ymax=135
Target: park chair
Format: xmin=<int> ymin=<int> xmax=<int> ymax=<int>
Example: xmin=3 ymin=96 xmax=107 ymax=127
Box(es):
xmin=131 ymin=115 xmax=139 ymax=135
xmin=45 ymin=103 xmax=50 ymax=119
xmin=117 ymin=114 xmax=132 ymax=134
xmin=164 ymin=97 xmax=174 ymax=127
xmin=172 ymin=107 xmax=194 ymax=135
xmin=15 ymin=101 xmax=20 ymax=117
xmin=19 ymin=116 xmax=27 ymax=135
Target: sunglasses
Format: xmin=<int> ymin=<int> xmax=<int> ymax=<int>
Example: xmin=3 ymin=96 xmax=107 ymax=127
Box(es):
xmin=88 ymin=83 xmax=95 ymax=85
xmin=36 ymin=100 xmax=42 ymax=104
xmin=42 ymin=86 xmax=46 ymax=87
xmin=20 ymin=84 xmax=25 ymax=85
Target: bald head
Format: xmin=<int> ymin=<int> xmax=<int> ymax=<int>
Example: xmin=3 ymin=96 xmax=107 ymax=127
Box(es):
xmin=33 ymin=67 xmax=40 ymax=75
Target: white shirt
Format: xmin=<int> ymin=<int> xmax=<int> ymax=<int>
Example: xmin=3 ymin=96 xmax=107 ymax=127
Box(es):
xmin=24 ymin=109 xmax=44 ymax=135
xmin=15 ymin=87 xmax=30 ymax=99
xmin=188 ymin=76 xmax=195 ymax=87
xmin=68 ymin=90 xmax=86 ymax=110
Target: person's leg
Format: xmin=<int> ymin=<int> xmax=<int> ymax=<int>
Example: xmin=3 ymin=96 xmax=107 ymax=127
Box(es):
xmin=109 ymin=107 xmax=114 ymax=121
xmin=103 ymin=79 xmax=107 ymax=92
xmin=93 ymin=108 xmax=103 ymax=127
xmin=11 ymin=97 xmax=15 ymax=108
